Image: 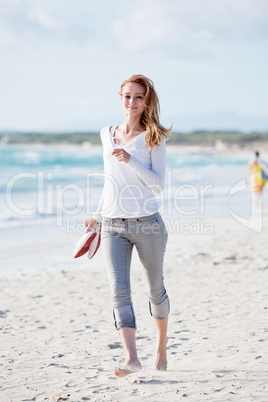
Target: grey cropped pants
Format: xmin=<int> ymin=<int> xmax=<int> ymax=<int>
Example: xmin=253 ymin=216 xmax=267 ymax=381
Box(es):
xmin=101 ymin=212 xmax=170 ymax=330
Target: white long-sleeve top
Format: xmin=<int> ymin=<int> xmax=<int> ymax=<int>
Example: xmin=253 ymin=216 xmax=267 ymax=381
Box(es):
xmin=92 ymin=125 xmax=166 ymax=221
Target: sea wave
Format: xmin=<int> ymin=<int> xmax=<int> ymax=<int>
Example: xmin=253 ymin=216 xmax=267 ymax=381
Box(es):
xmin=0 ymin=145 xmax=261 ymax=230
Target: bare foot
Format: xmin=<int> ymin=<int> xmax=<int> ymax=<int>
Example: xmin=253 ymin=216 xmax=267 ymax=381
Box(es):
xmin=114 ymin=361 xmax=142 ymax=377
xmin=155 ymin=336 xmax=168 ymax=370
xmin=155 ymin=351 xmax=167 ymax=371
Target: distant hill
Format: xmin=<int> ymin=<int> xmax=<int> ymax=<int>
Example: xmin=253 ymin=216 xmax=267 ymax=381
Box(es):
xmin=0 ymin=131 xmax=268 ymax=146
xmin=168 ymin=131 xmax=268 ymax=146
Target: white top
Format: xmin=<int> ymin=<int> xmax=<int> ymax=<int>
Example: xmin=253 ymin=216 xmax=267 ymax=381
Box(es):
xmin=92 ymin=125 xmax=166 ymax=221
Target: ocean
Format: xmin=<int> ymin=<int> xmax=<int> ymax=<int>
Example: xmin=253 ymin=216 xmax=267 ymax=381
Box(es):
xmin=1 ymin=143 xmax=268 ymax=275
xmin=1 ymin=144 xmax=265 ymax=238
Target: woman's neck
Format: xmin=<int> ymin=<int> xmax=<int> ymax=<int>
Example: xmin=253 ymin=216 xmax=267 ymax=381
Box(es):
xmin=123 ymin=115 xmax=143 ymax=134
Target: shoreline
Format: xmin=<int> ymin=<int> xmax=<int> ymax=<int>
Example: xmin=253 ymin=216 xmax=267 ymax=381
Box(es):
xmin=1 ymin=141 xmax=268 ymax=154
xmin=1 ymin=213 xmax=268 ymax=279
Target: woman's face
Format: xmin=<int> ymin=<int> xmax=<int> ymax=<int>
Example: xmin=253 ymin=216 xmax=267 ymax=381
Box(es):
xmin=121 ymin=82 xmax=146 ymax=118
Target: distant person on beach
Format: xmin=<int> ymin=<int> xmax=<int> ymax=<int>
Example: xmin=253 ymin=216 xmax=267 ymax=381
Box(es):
xmin=84 ymin=75 xmax=171 ymax=377
xmin=249 ymin=151 xmax=268 ymax=204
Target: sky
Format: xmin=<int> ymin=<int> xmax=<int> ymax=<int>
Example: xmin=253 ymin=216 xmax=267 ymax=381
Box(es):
xmin=1 ymin=0 xmax=268 ymax=132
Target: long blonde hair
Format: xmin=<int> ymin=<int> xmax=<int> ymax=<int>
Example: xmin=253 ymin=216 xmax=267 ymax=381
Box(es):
xmin=120 ymin=74 xmax=172 ymax=148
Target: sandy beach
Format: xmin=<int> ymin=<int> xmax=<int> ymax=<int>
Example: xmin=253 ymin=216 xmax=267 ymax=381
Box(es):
xmin=1 ymin=0 xmax=268 ymax=398
xmin=1 ymin=214 xmax=268 ymax=402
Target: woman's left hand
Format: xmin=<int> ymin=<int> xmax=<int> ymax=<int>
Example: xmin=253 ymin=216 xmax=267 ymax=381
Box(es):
xmin=112 ymin=148 xmax=131 ymax=163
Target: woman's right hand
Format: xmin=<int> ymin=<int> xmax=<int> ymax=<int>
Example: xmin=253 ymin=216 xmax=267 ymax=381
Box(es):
xmin=84 ymin=217 xmax=98 ymax=233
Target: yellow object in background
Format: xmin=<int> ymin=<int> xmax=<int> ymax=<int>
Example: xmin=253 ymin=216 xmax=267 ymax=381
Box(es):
xmin=250 ymin=162 xmax=268 ymax=191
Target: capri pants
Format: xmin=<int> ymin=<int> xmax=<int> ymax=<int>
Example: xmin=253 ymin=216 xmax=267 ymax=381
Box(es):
xmin=101 ymin=211 xmax=170 ymax=330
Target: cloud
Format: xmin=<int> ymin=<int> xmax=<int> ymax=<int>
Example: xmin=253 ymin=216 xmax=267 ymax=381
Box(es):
xmin=0 ymin=1 xmax=64 ymax=46
xmin=111 ymin=0 xmax=268 ymax=52
xmin=0 ymin=25 xmax=14 ymax=45
xmin=27 ymin=7 xmax=63 ymax=29
xmin=0 ymin=0 xmax=96 ymax=47
xmin=111 ymin=2 xmax=169 ymax=51
xmin=1 ymin=0 xmax=268 ymax=59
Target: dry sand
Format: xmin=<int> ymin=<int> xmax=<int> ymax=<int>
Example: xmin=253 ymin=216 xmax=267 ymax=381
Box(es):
xmin=0 ymin=217 xmax=268 ymax=401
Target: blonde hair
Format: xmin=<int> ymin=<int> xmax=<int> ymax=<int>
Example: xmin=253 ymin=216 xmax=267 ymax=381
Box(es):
xmin=120 ymin=74 xmax=172 ymax=148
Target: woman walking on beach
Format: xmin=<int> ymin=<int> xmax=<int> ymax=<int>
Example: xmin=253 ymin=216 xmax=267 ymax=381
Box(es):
xmin=85 ymin=75 xmax=171 ymax=377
